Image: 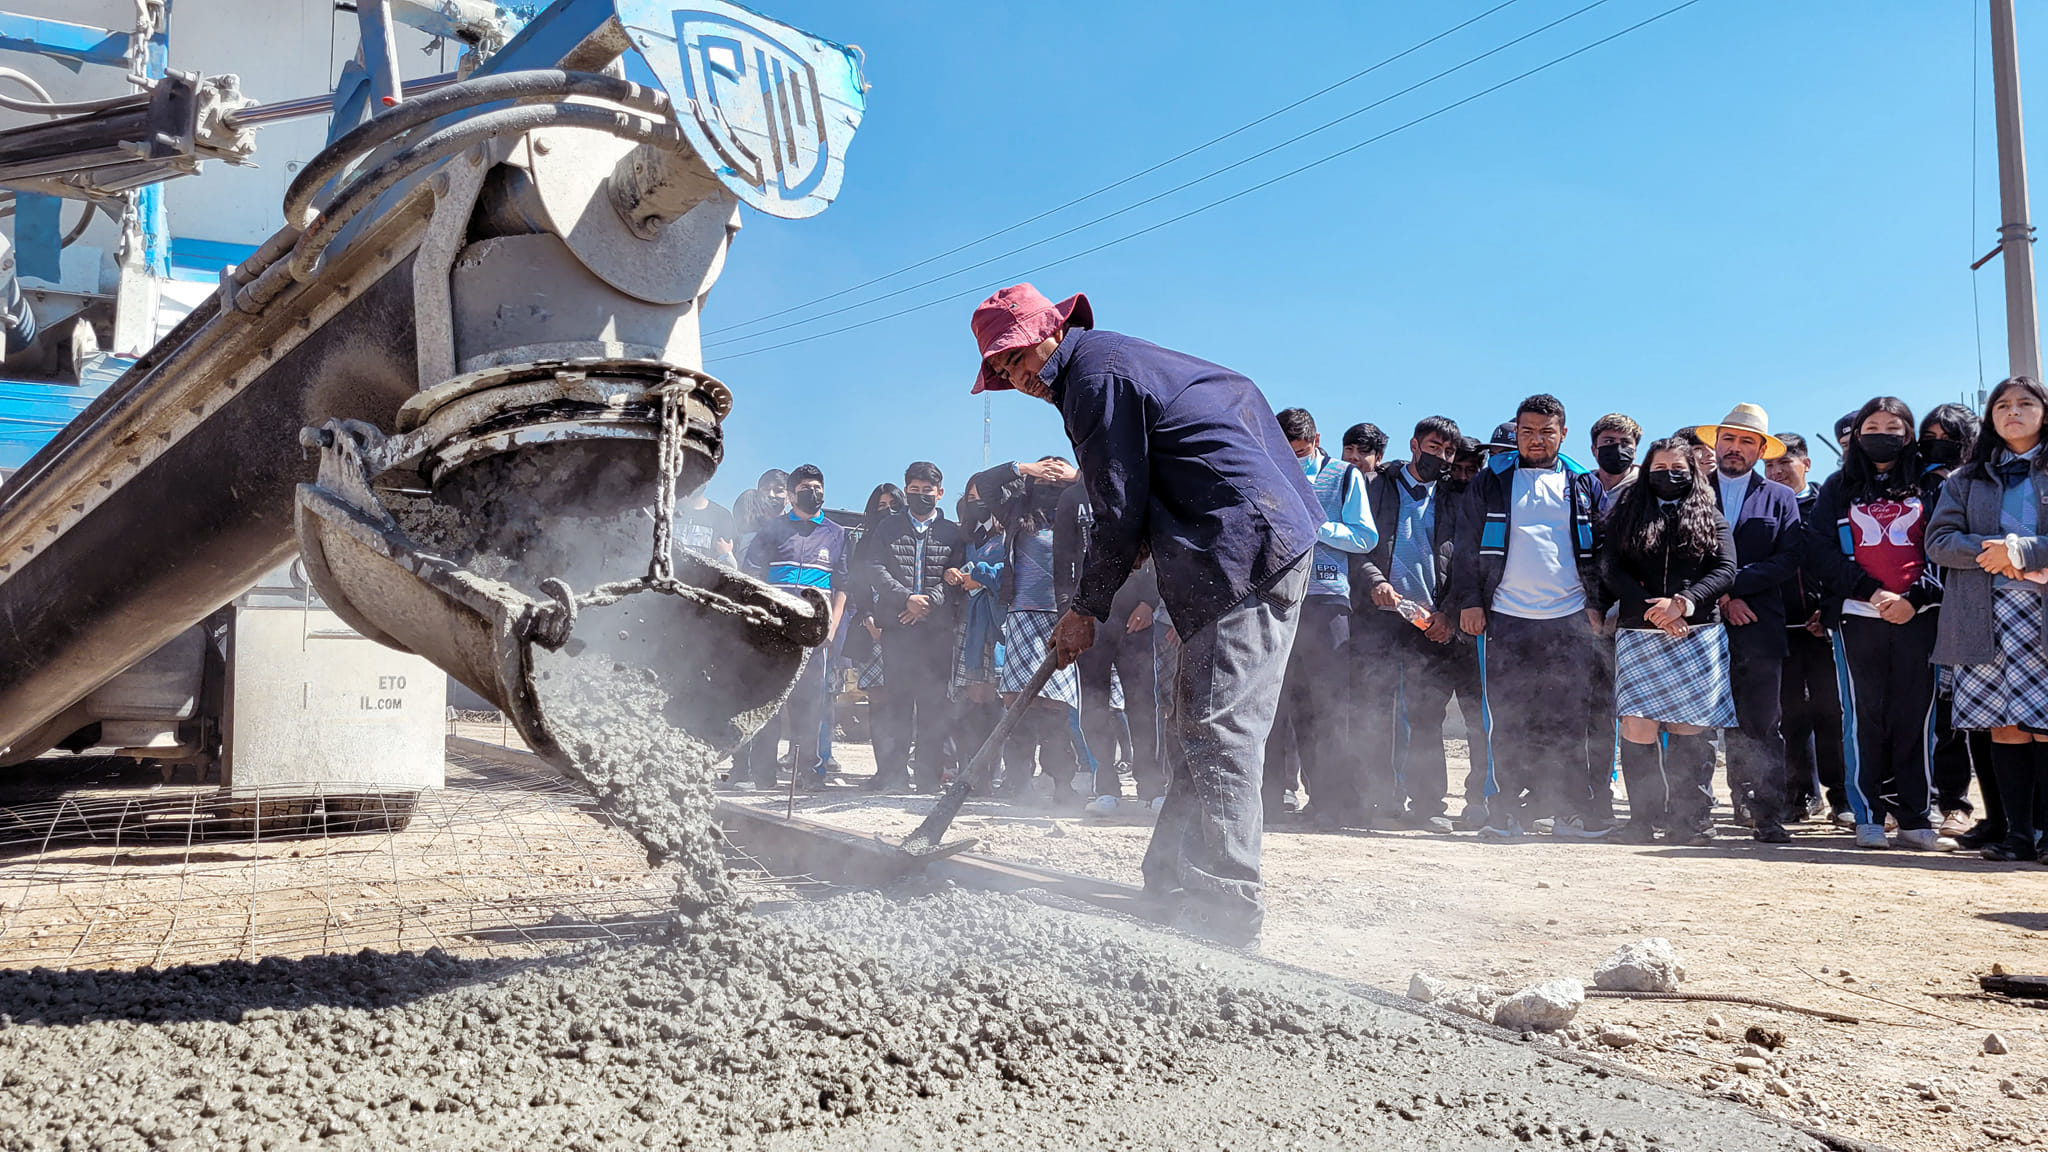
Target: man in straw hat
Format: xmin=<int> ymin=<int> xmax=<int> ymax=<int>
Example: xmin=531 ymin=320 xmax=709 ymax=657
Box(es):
xmin=1695 ymin=402 xmax=1806 ymax=844
xmin=970 ymin=283 xmax=1318 ymax=949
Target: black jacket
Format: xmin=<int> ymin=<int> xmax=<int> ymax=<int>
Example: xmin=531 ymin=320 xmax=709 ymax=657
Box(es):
xmin=1779 ymin=486 xmax=1825 ymax=630
xmin=1352 ymin=459 xmax=1457 ymax=613
xmin=1596 ymin=512 xmax=1739 ymax=630
xmin=1448 ymin=452 xmax=1605 ymax=617
xmin=1712 ymin=471 xmax=1804 ymax=653
xmin=1052 ymin=470 xmax=1162 ymax=619
xmin=862 ymin=511 xmax=967 ymax=632
xmin=1803 ymin=470 xmax=1945 ymax=627
xmin=969 ymin=461 xmax=1077 ymax=611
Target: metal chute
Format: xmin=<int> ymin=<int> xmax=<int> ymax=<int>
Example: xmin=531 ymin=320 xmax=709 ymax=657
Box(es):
xmin=296 ymin=359 xmax=827 ymax=770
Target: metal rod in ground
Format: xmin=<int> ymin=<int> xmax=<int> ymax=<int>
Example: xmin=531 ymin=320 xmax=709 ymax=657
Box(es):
xmin=899 ymin=650 xmax=1060 ymax=857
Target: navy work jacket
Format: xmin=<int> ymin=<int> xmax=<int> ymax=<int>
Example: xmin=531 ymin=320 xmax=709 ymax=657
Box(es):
xmin=1040 ymin=328 xmax=1318 ymax=636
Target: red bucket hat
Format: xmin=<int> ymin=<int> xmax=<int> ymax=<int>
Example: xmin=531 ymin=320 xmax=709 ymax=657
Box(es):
xmin=969 ymin=283 xmax=1093 ymax=394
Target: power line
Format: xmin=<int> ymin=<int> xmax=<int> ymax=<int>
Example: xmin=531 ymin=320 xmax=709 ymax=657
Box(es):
xmin=706 ymin=0 xmax=1619 ymax=352
xmin=707 ymin=0 xmax=1531 ymax=339
xmin=710 ymin=0 xmax=1708 ymax=366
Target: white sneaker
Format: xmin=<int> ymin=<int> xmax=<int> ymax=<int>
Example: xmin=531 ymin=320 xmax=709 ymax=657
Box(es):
xmin=1150 ymin=795 xmax=1167 ymax=815
xmin=1282 ymin=789 xmax=1301 ymax=812
xmin=1479 ymin=816 xmax=1525 ymax=840
xmin=1084 ymin=794 xmax=1119 ymax=817
xmin=1895 ymin=827 xmax=1958 ymax=852
xmin=1070 ymin=771 xmax=1092 ymax=796
xmin=1831 ymin=809 xmax=1857 ymax=829
xmin=1550 ymin=815 xmax=1612 ymax=840
xmin=1854 ymin=823 xmax=1890 ymax=849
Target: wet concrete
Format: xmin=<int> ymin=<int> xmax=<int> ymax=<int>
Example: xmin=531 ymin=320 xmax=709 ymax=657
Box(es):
xmin=0 ymin=889 xmax=1836 ymax=1151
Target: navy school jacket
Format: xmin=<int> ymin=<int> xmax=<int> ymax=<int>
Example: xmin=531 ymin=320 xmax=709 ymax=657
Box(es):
xmin=1039 ymin=328 xmax=1319 ymax=636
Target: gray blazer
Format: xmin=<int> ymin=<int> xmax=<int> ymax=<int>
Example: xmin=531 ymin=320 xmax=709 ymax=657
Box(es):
xmin=1925 ymin=460 xmax=2048 ymax=666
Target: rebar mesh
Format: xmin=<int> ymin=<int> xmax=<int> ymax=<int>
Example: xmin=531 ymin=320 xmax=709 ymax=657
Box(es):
xmin=0 ymin=745 xmax=676 ymax=971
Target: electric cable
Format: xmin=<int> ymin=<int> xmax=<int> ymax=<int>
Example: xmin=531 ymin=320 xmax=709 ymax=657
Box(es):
xmin=708 ymin=0 xmax=1533 ymax=338
xmin=711 ymin=0 xmax=1709 ymax=364
xmin=0 ymin=66 xmax=142 ymax=116
xmin=707 ymin=0 xmax=1618 ymax=351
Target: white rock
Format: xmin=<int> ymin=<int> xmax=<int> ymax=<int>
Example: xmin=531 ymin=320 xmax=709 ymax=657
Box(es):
xmin=1437 ymin=986 xmax=1500 ymax=1024
xmin=1984 ymin=1032 xmax=2011 ymax=1055
xmin=1593 ymin=938 xmax=1687 ymax=993
xmin=1493 ymin=978 xmax=1584 ymax=1032
xmin=1407 ymin=971 xmax=1445 ymax=1004
xmin=1732 ymin=1056 xmax=1767 ymax=1074
xmin=1598 ymin=1025 xmax=1641 ymax=1048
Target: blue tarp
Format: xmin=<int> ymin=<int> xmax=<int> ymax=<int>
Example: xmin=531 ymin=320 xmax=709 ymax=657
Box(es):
xmin=0 ymin=378 xmax=112 ymax=470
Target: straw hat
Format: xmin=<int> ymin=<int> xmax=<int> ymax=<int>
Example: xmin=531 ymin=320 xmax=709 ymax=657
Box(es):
xmin=1694 ymin=403 xmax=1786 ymax=460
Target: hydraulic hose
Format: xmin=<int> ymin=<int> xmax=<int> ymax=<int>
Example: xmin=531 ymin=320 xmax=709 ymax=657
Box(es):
xmin=282 ymin=69 xmax=672 ymax=229
xmin=284 ymin=101 xmax=686 ymax=284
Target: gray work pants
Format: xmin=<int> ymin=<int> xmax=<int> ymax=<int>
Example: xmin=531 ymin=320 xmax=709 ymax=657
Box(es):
xmin=1141 ymin=553 xmax=1309 ymax=933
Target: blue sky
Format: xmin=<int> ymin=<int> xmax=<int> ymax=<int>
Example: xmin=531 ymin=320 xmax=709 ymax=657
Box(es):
xmin=700 ymin=0 xmax=2031 ymax=510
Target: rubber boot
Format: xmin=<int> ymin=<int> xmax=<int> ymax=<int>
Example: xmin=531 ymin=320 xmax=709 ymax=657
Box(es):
xmin=1981 ymin=740 xmax=2040 ymax=861
xmin=1664 ymin=734 xmax=1717 ymax=843
xmin=1957 ymin=733 xmax=2007 ymax=849
xmin=1614 ymin=738 xmax=1664 ymax=843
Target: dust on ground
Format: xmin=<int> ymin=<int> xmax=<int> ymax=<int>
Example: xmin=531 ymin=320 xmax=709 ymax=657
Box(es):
xmin=756 ymin=741 xmax=2048 ymax=1152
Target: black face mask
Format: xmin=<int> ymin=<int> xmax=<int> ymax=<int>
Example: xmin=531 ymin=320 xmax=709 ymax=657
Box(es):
xmin=1859 ymin=433 xmax=1908 ymax=465
xmin=1412 ymin=452 xmax=1450 ymax=483
xmin=1595 ymin=442 xmax=1636 ymax=476
xmin=1440 ymin=476 xmax=1470 ymax=495
xmin=1919 ymin=437 xmax=1962 ymax=467
xmin=906 ymin=491 xmax=938 ymax=516
xmin=959 ymin=498 xmax=987 ymax=525
xmin=1646 ymin=469 xmax=1694 ymax=500
xmin=791 ymin=490 xmax=824 ymax=516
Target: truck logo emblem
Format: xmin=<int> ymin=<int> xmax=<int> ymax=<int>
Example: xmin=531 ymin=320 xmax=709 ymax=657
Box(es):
xmin=627 ymin=2 xmax=867 ymax=220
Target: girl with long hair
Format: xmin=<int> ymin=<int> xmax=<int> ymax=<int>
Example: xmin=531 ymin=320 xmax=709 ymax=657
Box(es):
xmin=1808 ymin=397 xmax=1951 ymax=851
xmin=1927 ymin=375 xmax=2048 ymax=861
xmin=1597 ymin=439 xmax=1739 ymax=843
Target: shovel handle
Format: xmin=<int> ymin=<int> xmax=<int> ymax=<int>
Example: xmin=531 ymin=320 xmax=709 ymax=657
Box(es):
xmin=900 ymin=649 xmax=1061 ymax=856
xmin=963 ymin=648 xmax=1060 ymax=786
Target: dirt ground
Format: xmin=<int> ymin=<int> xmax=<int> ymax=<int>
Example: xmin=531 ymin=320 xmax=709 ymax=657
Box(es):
xmin=745 ymin=740 xmax=2048 ymax=1152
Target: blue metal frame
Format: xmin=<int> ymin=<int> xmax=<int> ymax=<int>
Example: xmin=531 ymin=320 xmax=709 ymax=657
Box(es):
xmin=0 ymin=12 xmax=131 ymax=69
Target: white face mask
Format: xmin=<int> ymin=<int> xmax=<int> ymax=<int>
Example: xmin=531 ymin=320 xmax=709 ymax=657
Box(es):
xmin=1299 ymin=453 xmax=1318 ymax=478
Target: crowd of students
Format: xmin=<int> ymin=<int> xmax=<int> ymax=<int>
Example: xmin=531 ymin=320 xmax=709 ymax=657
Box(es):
xmin=686 ymin=378 xmax=2048 ymax=865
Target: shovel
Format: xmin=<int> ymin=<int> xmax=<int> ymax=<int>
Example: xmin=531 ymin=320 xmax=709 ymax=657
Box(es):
xmin=896 ymin=648 xmax=1060 ymax=860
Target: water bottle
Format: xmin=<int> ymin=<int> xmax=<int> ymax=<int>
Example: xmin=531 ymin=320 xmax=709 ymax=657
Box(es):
xmin=1395 ymin=599 xmax=1432 ymax=630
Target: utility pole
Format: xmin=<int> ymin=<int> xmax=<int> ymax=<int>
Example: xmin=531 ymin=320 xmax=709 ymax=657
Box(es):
xmin=1991 ymin=0 xmax=2041 ymax=381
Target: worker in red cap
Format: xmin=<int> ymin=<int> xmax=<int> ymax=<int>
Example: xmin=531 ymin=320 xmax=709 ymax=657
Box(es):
xmin=971 ymin=282 xmax=1319 ymax=949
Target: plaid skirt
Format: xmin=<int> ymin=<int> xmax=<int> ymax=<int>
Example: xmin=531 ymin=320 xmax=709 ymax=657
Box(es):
xmin=1614 ymin=623 xmax=1738 ymax=728
xmin=998 ymin=609 xmax=1079 ymax=707
xmin=1952 ymin=587 xmax=2048 ymax=730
